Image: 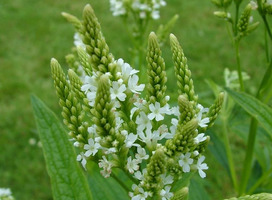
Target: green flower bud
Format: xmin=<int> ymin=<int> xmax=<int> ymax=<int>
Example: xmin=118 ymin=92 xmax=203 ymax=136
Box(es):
xmin=178 ymin=95 xmax=195 ymax=125
xmin=51 ymin=58 xmax=88 ymax=142
xmin=77 ymin=46 xmax=92 ymax=76
xmin=146 ymin=32 xmax=167 ymax=106
xmin=82 ymin=4 xmax=114 ymax=74
xmin=62 ymin=12 xmax=83 ymax=34
xmin=207 ymin=92 xmax=224 ymax=129
xmin=92 ymin=74 xmax=117 ymax=146
xmin=214 ymin=11 xmax=231 ymax=20
xmin=170 ymin=34 xmax=198 ymax=106
xmin=225 ymin=193 xmax=272 ymax=200
xmin=68 ymin=69 xmax=91 ymax=112
xmin=237 ymin=3 xmax=255 ymax=33
xmin=165 ymin=119 xmax=198 ymax=156
xmin=145 ymin=148 xmax=166 ymax=191
xmin=172 ymin=187 xmax=189 ymax=200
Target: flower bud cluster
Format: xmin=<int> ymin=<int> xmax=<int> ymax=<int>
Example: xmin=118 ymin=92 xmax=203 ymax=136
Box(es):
xmin=109 ymin=0 xmax=166 ymax=20
xmin=52 ymin=4 xmax=224 ymax=199
xmin=212 ymin=0 xmax=260 ymax=41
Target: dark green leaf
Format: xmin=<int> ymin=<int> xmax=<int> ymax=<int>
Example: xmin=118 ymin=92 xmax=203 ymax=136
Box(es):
xmin=31 ymin=95 xmax=92 ymax=200
xmin=225 ymin=88 xmax=272 ymax=138
xmin=87 ymin=162 xmax=129 ymax=200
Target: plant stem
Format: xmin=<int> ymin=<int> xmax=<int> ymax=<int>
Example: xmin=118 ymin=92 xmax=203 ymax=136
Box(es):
xmin=221 ymin=93 xmax=238 ymax=192
xmin=235 ymin=40 xmax=245 ymax=91
xmin=222 ymin=116 xmax=238 ymax=192
xmin=248 ymin=167 xmax=272 ymax=194
xmin=239 ymin=118 xmax=258 ymax=196
xmin=261 ymin=15 xmax=272 ymax=42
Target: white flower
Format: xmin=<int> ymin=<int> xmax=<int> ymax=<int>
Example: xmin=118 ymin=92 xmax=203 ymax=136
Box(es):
xmin=148 ymin=102 xmax=166 ymax=121
xmin=88 ymin=124 xmax=97 ymax=137
xmin=161 ymin=174 xmax=174 ymax=185
xmin=134 ymin=170 xmax=147 ymax=182
xmin=128 ymin=75 xmax=145 ymax=94
xmin=77 ymin=152 xmax=87 ymax=170
xmin=98 ymin=156 xmax=113 ymax=178
xmin=178 ymin=153 xmax=193 ymax=173
xmin=138 ymin=128 xmax=160 ymax=147
xmin=0 ymin=188 xmax=12 ymax=196
xmin=74 ymin=33 xmax=86 ymax=50
xmin=196 ymin=156 xmax=209 ymax=178
xmin=116 ymin=58 xmax=138 ymax=80
xmin=171 ymin=106 xmax=180 ymax=117
xmin=135 ymin=147 xmax=149 ymax=161
xmin=115 ymin=115 xmax=124 ymax=130
xmin=109 ymin=0 xmax=126 ymax=16
xmin=110 ymin=81 xmax=127 ymax=101
xmin=196 ymin=104 xmax=210 ymax=128
xmin=151 ymin=10 xmax=160 ymax=19
xmin=130 ymin=184 xmax=152 ymax=200
xmin=136 ymin=111 xmax=152 ymax=131
xmin=157 ymin=124 xmax=172 ymax=139
xmin=81 ymin=75 xmax=97 ymax=93
xmin=84 ymin=138 xmax=101 ymax=157
xmin=104 ymin=147 xmax=117 ymax=154
xmin=250 ymin=1 xmax=258 ymax=10
xmin=125 ymin=133 xmax=139 ymax=148
xmin=194 ymin=133 xmax=207 ymax=144
xmin=127 ymin=156 xmax=139 ymax=174
xmin=130 ymin=98 xmax=147 ymax=119
xmin=73 ymin=141 xmax=80 ymax=147
xmin=160 ymin=186 xmax=174 ymax=200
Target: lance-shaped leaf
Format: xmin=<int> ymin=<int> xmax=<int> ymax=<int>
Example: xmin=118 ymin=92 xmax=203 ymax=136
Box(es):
xmin=225 ymin=88 xmax=272 ymax=138
xmin=31 ymin=95 xmax=92 ymax=200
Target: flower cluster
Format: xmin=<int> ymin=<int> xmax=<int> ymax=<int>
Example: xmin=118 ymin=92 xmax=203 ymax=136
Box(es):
xmin=109 ymin=0 xmax=166 ymax=19
xmin=0 ymin=188 xmax=15 ymax=200
xmin=53 ymin=4 xmax=224 ymax=199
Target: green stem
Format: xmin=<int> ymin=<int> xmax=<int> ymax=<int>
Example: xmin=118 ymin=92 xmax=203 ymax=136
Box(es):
xmin=221 ymin=93 xmax=238 ymax=192
xmin=261 ymin=15 xmax=272 ymax=42
xmin=239 ymin=118 xmax=258 ymax=196
xmin=248 ymin=167 xmax=272 ymax=194
xmin=222 ymin=116 xmax=238 ymax=192
xmin=235 ymin=40 xmax=245 ymax=91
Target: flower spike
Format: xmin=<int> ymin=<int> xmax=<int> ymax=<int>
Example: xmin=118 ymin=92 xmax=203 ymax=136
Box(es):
xmin=170 ymin=34 xmax=198 ymax=106
xmin=82 ymin=4 xmax=114 ymax=74
xmin=146 ymin=32 xmax=167 ymax=106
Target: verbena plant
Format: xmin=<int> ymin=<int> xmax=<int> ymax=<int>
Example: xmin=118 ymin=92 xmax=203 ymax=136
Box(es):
xmin=31 ymin=1 xmax=272 ymax=200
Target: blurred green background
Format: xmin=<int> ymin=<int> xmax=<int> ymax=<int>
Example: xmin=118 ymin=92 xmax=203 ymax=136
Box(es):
xmin=0 ymin=0 xmax=269 ymax=199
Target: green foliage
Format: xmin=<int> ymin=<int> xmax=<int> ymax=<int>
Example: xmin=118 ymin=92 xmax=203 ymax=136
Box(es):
xmin=31 ymin=95 xmax=92 ymax=200
xmin=225 ymin=88 xmax=272 ymax=137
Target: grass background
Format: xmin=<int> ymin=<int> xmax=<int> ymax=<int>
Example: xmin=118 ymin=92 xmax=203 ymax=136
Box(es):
xmin=0 ymin=0 xmax=270 ymax=199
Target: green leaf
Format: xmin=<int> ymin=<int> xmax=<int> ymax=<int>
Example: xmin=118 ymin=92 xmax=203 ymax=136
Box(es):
xmin=189 ymin=178 xmax=211 ymax=200
xmin=31 ymin=95 xmax=92 ymax=200
xmin=225 ymin=88 xmax=272 ymax=138
xmin=207 ymin=130 xmax=229 ymax=174
xmin=87 ymin=163 xmax=130 ymax=200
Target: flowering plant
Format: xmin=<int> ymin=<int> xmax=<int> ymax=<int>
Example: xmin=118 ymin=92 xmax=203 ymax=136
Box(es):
xmin=46 ymin=4 xmax=225 ymax=199
xmin=31 ymin=2 xmax=272 ymax=200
